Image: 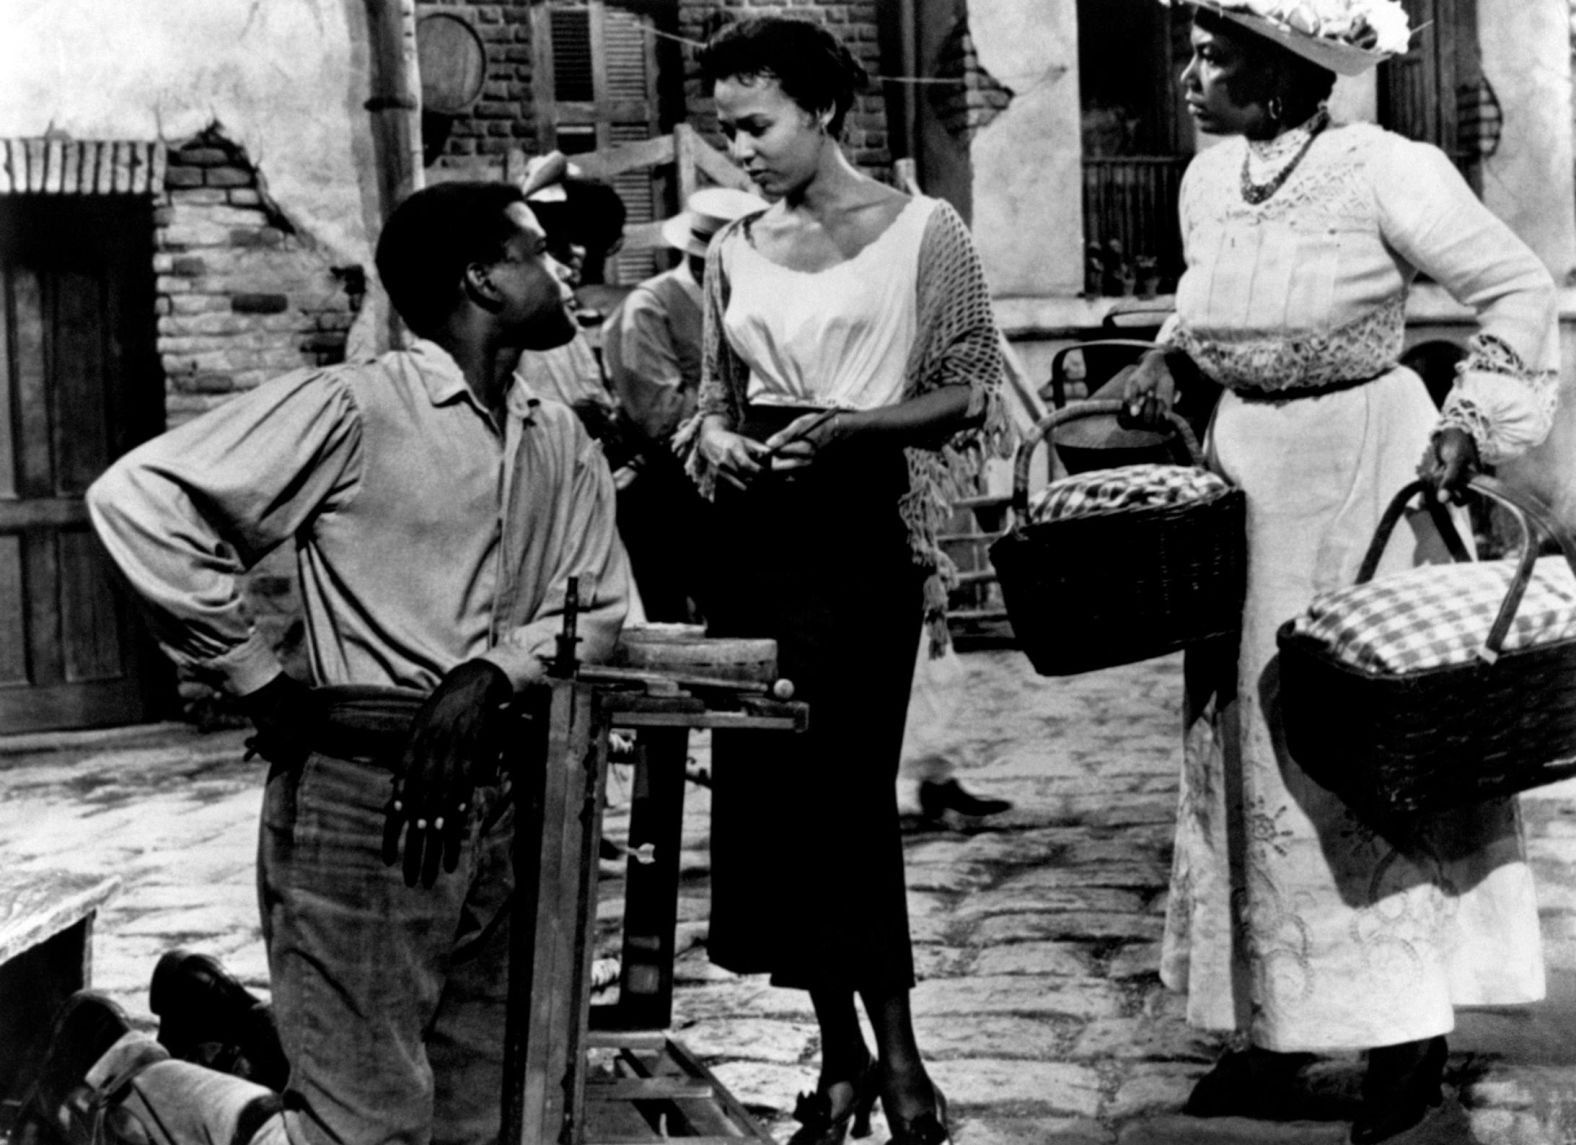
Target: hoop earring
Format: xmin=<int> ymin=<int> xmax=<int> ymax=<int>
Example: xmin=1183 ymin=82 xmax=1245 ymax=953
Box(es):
xmin=1267 ymin=96 xmax=1284 ymax=125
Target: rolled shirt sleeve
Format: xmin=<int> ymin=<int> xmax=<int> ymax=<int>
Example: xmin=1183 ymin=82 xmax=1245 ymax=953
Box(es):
xmin=86 ymin=370 xmax=362 ymax=696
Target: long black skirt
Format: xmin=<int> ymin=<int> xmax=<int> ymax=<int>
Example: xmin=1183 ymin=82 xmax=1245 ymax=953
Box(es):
xmin=704 ymin=406 xmax=924 ymax=993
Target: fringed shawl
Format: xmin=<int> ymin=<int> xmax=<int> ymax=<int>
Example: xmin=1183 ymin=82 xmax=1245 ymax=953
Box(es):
xmin=678 ymin=196 xmax=1015 ymax=655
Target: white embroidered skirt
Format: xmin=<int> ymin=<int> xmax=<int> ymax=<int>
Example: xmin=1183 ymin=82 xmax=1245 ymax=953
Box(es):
xmin=1159 ymin=368 xmax=1545 ymax=1051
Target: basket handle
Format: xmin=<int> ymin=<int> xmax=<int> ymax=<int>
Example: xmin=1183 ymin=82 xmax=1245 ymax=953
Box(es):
xmin=1009 ymin=399 xmax=1202 ymax=520
xmin=1354 ymin=474 xmax=1576 ymax=664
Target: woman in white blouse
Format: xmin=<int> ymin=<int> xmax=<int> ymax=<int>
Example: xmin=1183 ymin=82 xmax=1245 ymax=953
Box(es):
xmin=1124 ymin=3 xmax=1559 ymax=1143
xmin=684 ymin=16 xmax=1008 ymax=1145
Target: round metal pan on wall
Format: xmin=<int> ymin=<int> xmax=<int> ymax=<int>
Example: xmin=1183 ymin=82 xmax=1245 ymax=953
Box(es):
xmin=417 ymin=12 xmax=486 ymax=116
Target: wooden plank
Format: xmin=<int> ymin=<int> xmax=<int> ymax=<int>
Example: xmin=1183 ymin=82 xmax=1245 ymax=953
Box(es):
xmin=112 ymin=141 xmax=132 ymax=194
xmin=611 ymin=726 xmax=687 ymax=1030
xmin=128 ymin=143 xmax=148 ymax=195
xmin=529 ymin=4 xmax=558 ymax=154
xmin=0 ymin=258 xmax=13 ymax=500
xmin=687 ymin=132 xmax=755 ymax=194
xmin=78 ymin=142 xmax=98 ymax=197
xmin=22 ymin=527 xmax=64 ymax=687
xmin=149 ymin=142 xmax=167 ymax=195
xmin=587 ymin=1078 xmax=712 ymax=1101
xmin=0 ymin=675 xmax=154 ymax=734
xmin=95 ymin=142 xmax=115 ymax=195
xmin=674 ymin=124 xmax=699 ymax=206
xmin=0 ymin=500 xmax=88 ymax=532
xmin=573 ymin=134 xmax=674 ymax=182
xmin=25 ymin=139 xmax=45 ymax=192
xmin=58 ymin=528 xmax=124 ymax=683
xmin=0 ymin=536 xmax=27 ymax=686
xmin=618 ymin=220 xmax=666 ymax=252
xmin=584 ymin=1030 xmax=667 ymax=1051
xmin=53 ymin=269 xmax=109 ymax=491
xmin=602 ymin=710 xmax=801 ymax=731
xmin=43 ymin=139 xmax=64 ymax=194
xmin=12 ymin=266 xmax=52 ymax=497
xmin=0 ymin=139 xmax=13 ymax=194
xmin=62 ymin=142 xmax=81 ymax=195
xmin=506 ymin=681 xmax=608 ymax=1145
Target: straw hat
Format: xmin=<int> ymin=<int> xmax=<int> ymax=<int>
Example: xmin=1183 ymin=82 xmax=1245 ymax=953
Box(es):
xmin=1186 ymin=1 xmax=1411 ymax=76
xmin=660 ymin=187 xmax=769 ymax=258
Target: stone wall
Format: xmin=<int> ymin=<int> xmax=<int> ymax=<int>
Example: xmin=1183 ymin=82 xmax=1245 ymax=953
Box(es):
xmin=676 ymin=0 xmax=893 ymax=180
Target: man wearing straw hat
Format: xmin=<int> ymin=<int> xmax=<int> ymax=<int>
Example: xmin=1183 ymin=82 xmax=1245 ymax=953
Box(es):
xmin=604 ymin=186 xmax=766 ymax=621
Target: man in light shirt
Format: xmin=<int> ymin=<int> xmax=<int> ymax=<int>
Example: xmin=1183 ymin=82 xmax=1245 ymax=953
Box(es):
xmin=33 ymin=179 xmax=630 ymax=1145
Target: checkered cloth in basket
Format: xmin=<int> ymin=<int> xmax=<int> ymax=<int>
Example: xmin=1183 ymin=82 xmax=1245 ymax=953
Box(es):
xmin=1029 ymin=463 xmax=1231 ymax=523
xmin=1290 ymin=556 xmax=1576 ymax=673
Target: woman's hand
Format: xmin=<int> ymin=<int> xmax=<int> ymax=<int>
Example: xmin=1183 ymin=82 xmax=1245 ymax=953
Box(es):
xmin=697 ymin=415 xmax=768 ymax=490
xmin=1120 ymin=350 xmax=1178 ymax=431
xmin=1418 ymin=427 xmax=1481 ymax=502
xmin=762 ymin=409 xmax=847 ymax=473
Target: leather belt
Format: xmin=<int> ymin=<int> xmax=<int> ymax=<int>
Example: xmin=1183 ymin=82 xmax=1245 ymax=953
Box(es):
xmin=1232 ymin=368 xmax=1387 ymax=403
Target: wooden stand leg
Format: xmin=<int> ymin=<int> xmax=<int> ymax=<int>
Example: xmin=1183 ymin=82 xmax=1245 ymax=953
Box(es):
xmin=611 ymin=727 xmax=688 ymax=1031
xmin=503 ymin=681 xmax=609 ymax=1145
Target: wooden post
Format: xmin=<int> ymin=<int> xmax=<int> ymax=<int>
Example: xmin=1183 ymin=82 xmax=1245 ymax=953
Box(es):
xmin=363 ymin=0 xmax=426 ymax=347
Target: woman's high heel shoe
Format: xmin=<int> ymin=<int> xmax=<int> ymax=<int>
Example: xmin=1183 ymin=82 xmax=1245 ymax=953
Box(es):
xmin=1349 ymin=1035 xmax=1447 ymax=1145
xmin=887 ymin=1083 xmax=950 ymax=1145
xmin=785 ymin=1058 xmax=880 ymax=1145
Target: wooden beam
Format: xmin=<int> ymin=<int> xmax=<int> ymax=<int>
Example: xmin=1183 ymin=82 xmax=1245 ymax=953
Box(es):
xmin=572 ymin=134 xmax=675 ymax=182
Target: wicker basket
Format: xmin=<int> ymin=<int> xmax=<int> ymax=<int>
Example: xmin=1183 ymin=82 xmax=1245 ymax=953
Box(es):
xmin=1278 ymin=474 xmax=1576 ymax=822
xmin=989 ymin=400 xmax=1246 ymax=676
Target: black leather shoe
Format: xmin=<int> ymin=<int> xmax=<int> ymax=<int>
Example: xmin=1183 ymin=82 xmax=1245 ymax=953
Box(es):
xmin=149 ymin=949 xmax=289 ymax=1091
xmin=1350 ymin=1036 xmax=1447 ymax=1144
xmin=887 ymin=1083 xmax=950 ymax=1145
xmin=1182 ymin=1046 xmax=1316 ymax=1119
xmin=785 ymin=1057 xmax=880 ymax=1145
xmin=918 ymin=779 xmax=1012 ymax=820
xmin=22 ymin=992 xmax=135 ymax=1145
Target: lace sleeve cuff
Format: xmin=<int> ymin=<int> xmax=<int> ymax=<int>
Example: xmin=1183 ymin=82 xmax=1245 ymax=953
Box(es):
xmin=1436 ymin=334 xmax=1558 ymax=464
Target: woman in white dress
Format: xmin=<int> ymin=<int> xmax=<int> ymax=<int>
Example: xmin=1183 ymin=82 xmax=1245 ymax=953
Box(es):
xmin=1124 ymin=3 xmax=1559 ymax=1142
xmin=684 ymin=17 xmax=1008 ymax=1145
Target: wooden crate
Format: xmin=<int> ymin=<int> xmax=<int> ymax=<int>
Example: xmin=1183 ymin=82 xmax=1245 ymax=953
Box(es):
xmin=582 ymin=1031 xmax=773 ymax=1143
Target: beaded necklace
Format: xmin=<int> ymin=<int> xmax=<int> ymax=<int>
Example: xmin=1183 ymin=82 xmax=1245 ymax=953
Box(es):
xmin=1240 ymin=109 xmax=1331 ymax=205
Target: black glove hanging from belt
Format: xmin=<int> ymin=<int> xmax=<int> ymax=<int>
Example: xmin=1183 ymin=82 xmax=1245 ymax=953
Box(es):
xmin=381 ymin=659 xmax=514 ymax=889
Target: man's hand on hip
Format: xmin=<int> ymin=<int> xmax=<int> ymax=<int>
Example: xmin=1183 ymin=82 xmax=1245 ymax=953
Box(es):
xmin=383 ymin=659 xmax=513 ymax=888
xmin=239 ymin=673 xmax=319 ymax=768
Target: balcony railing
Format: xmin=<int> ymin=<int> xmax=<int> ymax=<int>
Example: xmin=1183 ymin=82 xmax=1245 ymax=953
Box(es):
xmin=1083 ymin=155 xmax=1190 ymax=297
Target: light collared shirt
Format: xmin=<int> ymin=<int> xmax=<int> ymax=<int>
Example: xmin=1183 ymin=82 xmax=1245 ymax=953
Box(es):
xmin=603 ymin=263 xmax=703 ymax=443
xmin=88 ymin=340 xmax=629 ymax=696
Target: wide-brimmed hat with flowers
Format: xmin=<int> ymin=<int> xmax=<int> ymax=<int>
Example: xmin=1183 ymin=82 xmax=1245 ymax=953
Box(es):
xmin=1165 ymin=0 xmax=1413 ymax=75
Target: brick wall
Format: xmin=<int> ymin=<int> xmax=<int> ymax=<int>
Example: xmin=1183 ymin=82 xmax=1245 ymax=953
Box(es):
xmin=155 ymin=128 xmax=360 ymax=426
xmin=418 ymin=1 xmax=537 ymax=164
xmin=675 ymin=0 xmax=892 ymax=179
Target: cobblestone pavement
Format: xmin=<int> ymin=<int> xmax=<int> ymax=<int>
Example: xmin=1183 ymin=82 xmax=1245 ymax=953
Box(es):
xmin=4 ymin=649 xmax=1576 ymax=1144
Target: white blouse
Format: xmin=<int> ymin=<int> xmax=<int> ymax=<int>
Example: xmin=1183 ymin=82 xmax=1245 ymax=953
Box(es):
xmin=720 ymin=195 xmax=937 ymax=412
xmin=1163 ymin=121 xmax=1559 ymax=464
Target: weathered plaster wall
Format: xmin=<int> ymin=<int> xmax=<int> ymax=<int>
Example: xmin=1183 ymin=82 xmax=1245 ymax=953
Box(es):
xmin=1479 ymin=0 xmax=1576 ymax=281
xmin=964 ymin=0 xmax=1083 ymax=299
xmin=0 ymin=0 xmax=383 ymax=346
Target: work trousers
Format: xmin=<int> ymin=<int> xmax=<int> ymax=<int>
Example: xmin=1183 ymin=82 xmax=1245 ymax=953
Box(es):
xmin=100 ymin=692 xmax=519 ymax=1145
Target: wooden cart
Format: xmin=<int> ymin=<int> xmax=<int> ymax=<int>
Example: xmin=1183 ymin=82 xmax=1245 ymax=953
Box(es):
xmin=504 ymin=669 xmax=805 ymax=1145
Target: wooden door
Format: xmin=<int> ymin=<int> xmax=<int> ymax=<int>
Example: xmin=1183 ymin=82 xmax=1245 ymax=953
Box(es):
xmin=0 ymin=194 xmax=171 ymax=733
